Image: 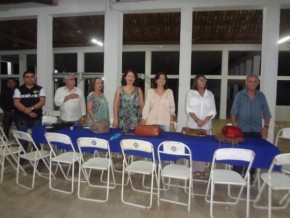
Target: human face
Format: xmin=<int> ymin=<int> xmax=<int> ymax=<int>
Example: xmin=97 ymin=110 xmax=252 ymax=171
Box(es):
xmin=197 ymin=76 xmax=207 ymax=89
xmin=23 ymin=73 xmax=35 ymax=87
xmin=7 ymin=79 xmax=17 ymax=89
xmin=125 ymin=71 xmax=135 ymax=85
xmin=246 ymin=76 xmax=259 ymax=91
xmin=94 ymin=79 xmax=103 ymax=92
xmin=65 ymin=76 xmax=76 ymax=90
xmin=155 ymin=74 xmax=166 ymax=88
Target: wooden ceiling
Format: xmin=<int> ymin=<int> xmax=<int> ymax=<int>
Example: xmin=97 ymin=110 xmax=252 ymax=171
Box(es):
xmin=0 ymin=0 xmax=57 ymax=6
xmin=0 ymin=7 xmax=289 ymax=50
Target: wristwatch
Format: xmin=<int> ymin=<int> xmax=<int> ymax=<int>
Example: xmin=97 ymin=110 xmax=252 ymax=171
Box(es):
xmin=30 ymin=107 xmax=34 ymax=111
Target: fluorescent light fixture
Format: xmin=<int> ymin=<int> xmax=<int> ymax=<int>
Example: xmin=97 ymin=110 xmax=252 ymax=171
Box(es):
xmin=278 ymin=36 xmax=290 ymax=44
xmin=91 ymin=38 xmax=103 ymax=46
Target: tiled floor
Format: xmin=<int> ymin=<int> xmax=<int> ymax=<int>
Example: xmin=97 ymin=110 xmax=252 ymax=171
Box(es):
xmin=1 ymin=119 xmax=290 ymax=218
xmin=1 ymin=155 xmax=290 ymax=218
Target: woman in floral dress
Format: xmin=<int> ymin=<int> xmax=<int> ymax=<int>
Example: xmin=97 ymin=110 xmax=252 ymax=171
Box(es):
xmin=112 ymin=69 xmax=144 ymax=130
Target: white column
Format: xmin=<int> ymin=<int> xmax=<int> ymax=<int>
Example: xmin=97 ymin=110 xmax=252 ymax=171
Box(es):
xmin=220 ymin=50 xmax=228 ymax=119
xmin=144 ymin=50 xmax=151 ymax=98
xmin=77 ymin=52 xmax=84 ymax=91
xmin=19 ymin=54 xmax=27 ymax=84
xmin=37 ymin=14 xmax=53 ymax=113
xmin=178 ymin=6 xmax=192 ymax=130
xmin=253 ymin=55 xmax=261 ymax=75
xmin=261 ymin=4 xmax=280 ymax=143
xmin=246 ymin=60 xmax=252 ymax=75
xmin=240 ymin=63 xmax=245 ymax=75
xmin=103 ymin=10 xmax=123 ymax=118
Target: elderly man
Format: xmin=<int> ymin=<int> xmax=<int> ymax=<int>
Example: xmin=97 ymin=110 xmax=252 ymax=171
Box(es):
xmin=54 ymin=73 xmax=86 ymax=125
xmin=230 ymin=74 xmax=272 ymax=180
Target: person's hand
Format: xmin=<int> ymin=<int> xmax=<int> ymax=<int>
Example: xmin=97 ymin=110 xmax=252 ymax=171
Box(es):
xmin=170 ymin=122 xmax=176 ymax=132
xmin=196 ymin=119 xmax=205 ymax=128
xmin=112 ymin=119 xmax=118 ymax=128
xmin=139 ymin=119 xmax=146 ymax=125
xmin=69 ymin=93 xmax=79 ymax=99
xmin=261 ymin=127 xmax=269 ymax=139
xmin=80 ymin=117 xmax=86 ymax=126
xmin=28 ymin=112 xmax=37 ymax=118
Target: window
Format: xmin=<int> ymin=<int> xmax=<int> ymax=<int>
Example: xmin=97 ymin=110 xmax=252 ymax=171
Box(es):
xmin=151 ymin=51 xmax=179 ymax=75
xmin=191 ymin=51 xmax=222 ymax=75
xmin=85 ymin=53 xmax=104 ymax=73
xmin=54 ymin=53 xmax=77 ymax=73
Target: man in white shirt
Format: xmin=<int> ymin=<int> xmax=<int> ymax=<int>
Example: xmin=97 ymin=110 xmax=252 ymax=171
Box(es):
xmin=54 ymin=73 xmax=86 ymax=125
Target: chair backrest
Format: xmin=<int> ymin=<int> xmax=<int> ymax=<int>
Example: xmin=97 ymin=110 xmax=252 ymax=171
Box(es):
xmin=77 ymin=137 xmax=110 ymax=158
xmin=215 ymin=148 xmax=254 ymax=162
xmin=273 ymin=153 xmax=290 ymax=166
xmin=120 ymin=139 xmax=155 ymax=160
xmin=42 ymin=116 xmax=58 ymax=125
xmin=157 ymin=141 xmax=192 ymax=166
xmin=48 ymin=110 xmax=60 ymax=117
xmin=275 ymin=128 xmax=290 ymax=146
xmin=12 ymin=130 xmax=38 ymax=152
xmin=0 ymin=126 xmax=9 ymax=144
xmin=44 ymin=132 xmax=76 ymax=153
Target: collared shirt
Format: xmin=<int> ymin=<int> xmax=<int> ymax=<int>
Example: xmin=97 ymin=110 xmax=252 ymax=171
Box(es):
xmin=230 ymin=89 xmax=272 ymax=133
xmin=185 ymin=89 xmax=216 ymax=130
xmin=13 ymin=84 xmax=45 ymax=119
xmin=54 ymin=86 xmax=86 ymax=122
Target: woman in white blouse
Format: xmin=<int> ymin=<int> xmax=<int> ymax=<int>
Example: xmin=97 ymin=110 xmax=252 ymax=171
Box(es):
xmin=185 ymin=74 xmax=217 ymax=177
xmin=141 ymin=72 xmax=175 ymax=131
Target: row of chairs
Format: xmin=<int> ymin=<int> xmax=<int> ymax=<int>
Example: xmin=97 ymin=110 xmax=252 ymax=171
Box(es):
xmin=1 ymin=125 xmax=290 ymax=217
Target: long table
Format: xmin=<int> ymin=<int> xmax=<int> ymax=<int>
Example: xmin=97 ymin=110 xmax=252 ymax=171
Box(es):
xmin=31 ymin=125 xmax=280 ymax=169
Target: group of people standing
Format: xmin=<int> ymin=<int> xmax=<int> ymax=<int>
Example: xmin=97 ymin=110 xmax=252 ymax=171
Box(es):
xmin=1 ymin=70 xmax=271 ymax=179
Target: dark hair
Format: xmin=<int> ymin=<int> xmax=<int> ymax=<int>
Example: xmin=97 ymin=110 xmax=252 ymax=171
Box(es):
xmin=152 ymin=72 xmax=168 ymax=89
xmin=23 ymin=70 xmax=35 ymax=78
xmin=192 ymin=74 xmax=207 ymax=90
xmin=6 ymin=78 xmax=17 ymax=83
xmin=121 ymin=69 xmax=139 ymax=86
xmin=89 ymin=77 xmax=103 ymax=92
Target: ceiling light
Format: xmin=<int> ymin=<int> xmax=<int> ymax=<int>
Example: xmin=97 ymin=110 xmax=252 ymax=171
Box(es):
xmin=91 ymin=38 xmax=103 ymax=47
xmin=278 ymin=36 xmax=290 ymax=44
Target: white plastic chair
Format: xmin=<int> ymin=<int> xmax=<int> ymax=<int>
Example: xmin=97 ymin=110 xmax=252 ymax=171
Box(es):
xmin=120 ymin=139 xmax=157 ymax=209
xmin=275 ymin=128 xmax=290 ymax=174
xmin=205 ymin=148 xmax=255 ymax=218
xmin=253 ymin=153 xmax=290 ymax=218
xmin=77 ymin=137 xmax=116 ymax=202
xmin=44 ymin=132 xmax=81 ymax=194
xmin=13 ymin=130 xmax=51 ymax=190
xmin=42 ymin=115 xmax=58 ymax=125
xmin=157 ymin=141 xmax=193 ymax=212
xmin=0 ymin=127 xmax=26 ymax=183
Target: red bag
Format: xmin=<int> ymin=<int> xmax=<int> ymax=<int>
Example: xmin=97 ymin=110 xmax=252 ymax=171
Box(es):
xmin=221 ymin=126 xmax=243 ymax=138
xmin=134 ymin=125 xmax=162 ymax=137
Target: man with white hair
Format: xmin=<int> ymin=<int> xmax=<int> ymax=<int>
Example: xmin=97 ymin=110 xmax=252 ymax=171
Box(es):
xmin=54 ymin=73 xmax=86 ymax=125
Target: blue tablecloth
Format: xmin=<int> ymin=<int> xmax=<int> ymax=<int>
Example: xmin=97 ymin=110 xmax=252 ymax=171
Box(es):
xmin=31 ymin=125 xmax=280 ymax=169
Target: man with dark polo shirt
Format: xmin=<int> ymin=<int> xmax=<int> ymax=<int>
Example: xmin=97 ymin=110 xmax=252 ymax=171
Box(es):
xmin=0 ymin=78 xmax=18 ymax=139
xmin=13 ymin=70 xmax=46 ymax=150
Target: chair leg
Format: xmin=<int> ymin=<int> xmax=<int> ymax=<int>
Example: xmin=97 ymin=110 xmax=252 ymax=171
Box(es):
xmin=268 ymin=185 xmax=272 ymax=218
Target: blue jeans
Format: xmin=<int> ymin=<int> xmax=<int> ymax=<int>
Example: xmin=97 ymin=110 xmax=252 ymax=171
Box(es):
xmin=16 ymin=116 xmax=42 ymax=151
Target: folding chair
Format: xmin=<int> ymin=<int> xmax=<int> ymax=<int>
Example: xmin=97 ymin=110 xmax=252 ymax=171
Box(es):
xmin=77 ymin=137 xmax=116 ymax=202
xmin=157 ymin=141 xmax=193 ymax=212
xmin=13 ymin=130 xmax=51 ymax=190
xmin=205 ymin=148 xmax=255 ymax=218
xmin=42 ymin=115 xmax=58 ymax=125
xmin=0 ymin=127 xmax=26 ymax=183
xmin=44 ymin=132 xmax=81 ymax=194
xmin=253 ymin=153 xmax=290 ymax=218
xmin=275 ymin=128 xmax=290 ymax=174
xmin=120 ymin=139 xmax=157 ymax=209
